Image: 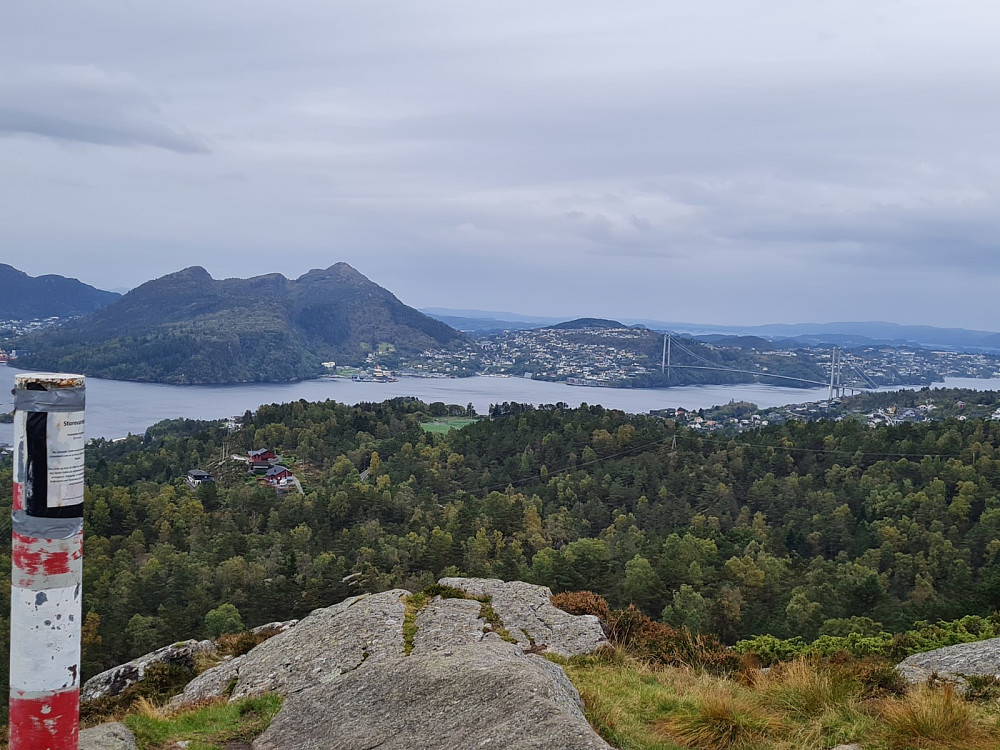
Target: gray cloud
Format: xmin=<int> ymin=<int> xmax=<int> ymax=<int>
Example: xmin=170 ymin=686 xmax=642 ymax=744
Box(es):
xmin=0 ymin=65 xmax=207 ymax=152
xmin=2 ymin=1 xmax=1000 ymax=327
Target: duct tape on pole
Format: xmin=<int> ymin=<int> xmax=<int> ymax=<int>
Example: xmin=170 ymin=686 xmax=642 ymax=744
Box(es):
xmin=9 ymin=373 xmax=85 ymax=750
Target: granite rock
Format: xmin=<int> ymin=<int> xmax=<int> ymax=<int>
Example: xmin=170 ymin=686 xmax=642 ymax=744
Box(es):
xmin=897 ymin=637 xmax=1000 ymax=684
xmin=411 ymin=596 xmax=494 ymax=654
xmin=253 ymin=641 xmax=613 ymax=750
xmin=171 ymin=590 xmax=407 ymax=705
xmin=438 ymin=577 xmax=607 ymax=657
xmin=79 ymin=722 xmax=137 ymax=750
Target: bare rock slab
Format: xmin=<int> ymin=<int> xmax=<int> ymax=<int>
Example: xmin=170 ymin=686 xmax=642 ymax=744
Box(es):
xmin=411 ymin=596 xmax=491 ymax=654
xmin=439 ymin=577 xmax=607 ymax=657
xmin=897 ymin=637 xmax=1000 ymax=683
xmin=253 ymin=641 xmax=613 ymax=750
xmin=172 ymin=590 xmax=407 ymax=706
xmin=79 ymin=722 xmax=137 ymax=750
xmin=168 ymin=654 xmax=247 ymax=708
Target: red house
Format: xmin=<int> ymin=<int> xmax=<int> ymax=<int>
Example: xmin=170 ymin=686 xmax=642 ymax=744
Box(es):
xmin=265 ymin=466 xmax=292 ymax=484
xmin=248 ymin=448 xmax=277 ymax=465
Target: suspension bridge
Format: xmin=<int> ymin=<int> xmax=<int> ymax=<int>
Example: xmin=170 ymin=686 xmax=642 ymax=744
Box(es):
xmin=660 ymin=334 xmax=878 ymax=399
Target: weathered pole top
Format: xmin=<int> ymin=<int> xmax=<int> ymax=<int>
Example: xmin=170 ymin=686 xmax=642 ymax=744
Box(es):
xmin=14 ymin=373 xmax=86 ymax=390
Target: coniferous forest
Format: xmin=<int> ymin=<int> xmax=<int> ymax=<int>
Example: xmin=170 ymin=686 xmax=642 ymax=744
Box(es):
xmin=2 ymin=394 xmax=1000 ymax=708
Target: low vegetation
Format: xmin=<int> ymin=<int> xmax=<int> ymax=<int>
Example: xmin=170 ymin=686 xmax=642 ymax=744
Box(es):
xmin=123 ymin=694 xmax=283 ymax=750
xmin=3 ymin=393 xmax=1000 ymax=744
xmin=563 ymin=650 xmax=1000 ymax=750
xmin=554 ymin=590 xmax=1000 ymax=749
xmin=735 ymin=613 xmax=1000 ymax=665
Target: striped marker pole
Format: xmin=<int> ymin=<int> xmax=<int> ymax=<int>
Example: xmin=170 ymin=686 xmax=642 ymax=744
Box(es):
xmin=9 ymin=373 xmax=86 ymax=750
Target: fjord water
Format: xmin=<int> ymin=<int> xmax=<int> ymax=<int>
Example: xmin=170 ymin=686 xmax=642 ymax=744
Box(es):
xmin=2 ymin=367 xmax=1000 ymax=443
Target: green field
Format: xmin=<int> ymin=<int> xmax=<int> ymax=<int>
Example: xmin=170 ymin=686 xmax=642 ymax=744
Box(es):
xmin=420 ymin=417 xmax=480 ymax=433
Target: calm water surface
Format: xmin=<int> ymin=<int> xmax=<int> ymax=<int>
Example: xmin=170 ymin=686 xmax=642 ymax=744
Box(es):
xmin=2 ymin=367 xmax=1000 ymax=443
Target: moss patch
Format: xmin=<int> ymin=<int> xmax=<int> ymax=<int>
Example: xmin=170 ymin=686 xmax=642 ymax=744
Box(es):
xmin=477 ymin=599 xmax=519 ymax=645
xmin=402 ymin=591 xmax=432 ymax=655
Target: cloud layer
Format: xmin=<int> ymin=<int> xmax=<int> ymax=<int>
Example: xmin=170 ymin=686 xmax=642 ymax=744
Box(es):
xmin=2 ymin=1 xmax=999 ymax=327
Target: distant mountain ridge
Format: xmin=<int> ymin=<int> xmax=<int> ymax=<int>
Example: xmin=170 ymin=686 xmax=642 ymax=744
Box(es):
xmin=629 ymin=320 xmax=1000 ymax=352
xmin=424 ymin=309 xmax=1000 ymax=353
xmin=15 ymin=264 xmax=468 ymax=384
xmin=0 ymin=263 xmax=120 ymax=319
xmin=548 ymin=318 xmax=627 ymax=330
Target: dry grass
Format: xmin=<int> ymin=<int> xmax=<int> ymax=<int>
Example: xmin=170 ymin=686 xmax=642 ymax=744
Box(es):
xmin=878 ymin=683 xmax=996 ymax=750
xmin=563 ymin=651 xmax=1000 ymax=750
xmin=133 ymin=694 xmax=170 ymax=721
xmin=756 ymin=660 xmax=859 ymax=718
xmin=663 ymin=690 xmax=783 ymax=750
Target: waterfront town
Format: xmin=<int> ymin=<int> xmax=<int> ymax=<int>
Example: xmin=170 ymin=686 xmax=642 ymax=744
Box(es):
xmin=405 ymin=324 xmax=1000 ymax=389
xmin=6 ymin=318 xmax=1000 ymax=389
xmin=659 ymin=390 xmax=1000 ymax=435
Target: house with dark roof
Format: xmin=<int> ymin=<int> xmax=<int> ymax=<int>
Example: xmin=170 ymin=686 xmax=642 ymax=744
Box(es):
xmin=248 ymin=448 xmax=277 ymax=466
xmin=186 ymin=469 xmax=214 ymax=489
xmin=265 ymin=465 xmax=292 ymax=484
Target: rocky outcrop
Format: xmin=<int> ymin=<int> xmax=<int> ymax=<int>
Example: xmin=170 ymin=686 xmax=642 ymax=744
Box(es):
xmin=81 ymin=639 xmax=216 ymax=702
xmin=412 ymin=596 xmax=493 ymax=654
xmin=254 ymin=640 xmax=613 ymax=750
xmin=252 ymin=619 xmax=298 ymax=635
xmin=897 ymin=637 xmax=1000 ymax=684
xmin=159 ymin=579 xmax=611 ymax=749
xmin=172 ymin=590 xmax=407 ymax=705
xmin=168 ymin=653 xmax=247 ymax=707
xmin=79 ymin=722 xmax=137 ymax=750
xmin=439 ymin=577 xmax=607 ymax=657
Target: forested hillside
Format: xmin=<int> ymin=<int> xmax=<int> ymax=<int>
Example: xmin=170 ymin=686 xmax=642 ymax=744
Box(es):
xmin=14 ymin=264 xmax=468 ymax=383
xmin=2 ymin=393 xmax=1000 ymax=707
xmin=0 ymin=263 xmax=119 ymax=318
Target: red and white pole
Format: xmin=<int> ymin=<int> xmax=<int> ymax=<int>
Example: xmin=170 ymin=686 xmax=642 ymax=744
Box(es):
xmin=9 ymin=373 xmax=86 ymax=750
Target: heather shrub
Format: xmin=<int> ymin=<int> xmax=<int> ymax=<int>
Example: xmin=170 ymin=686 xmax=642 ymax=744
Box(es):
xmin=217 ymin=628 xmax=281 ymax=658
xmin=603 ymin=604 xmax=739 ymax=673
xmin=550 ymin=590 xmax=611 ymax=623
xmin=962 ymin=674 xmax=1000 ymax=703
xmin=840 ymin=657 xmax=908 ymax=699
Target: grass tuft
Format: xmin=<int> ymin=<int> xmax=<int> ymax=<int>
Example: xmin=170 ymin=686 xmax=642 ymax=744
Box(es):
xmin=758 ymin=660 xmax=858 ymax=718
xmin=879 ymin=683 xmax=993 ymax=749
xmin=663 ymin=689 xmax=783 ymax=750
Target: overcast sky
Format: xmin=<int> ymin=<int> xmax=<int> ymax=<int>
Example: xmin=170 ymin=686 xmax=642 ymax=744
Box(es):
xmin=3 ymin=1 xmax=999 ymax=328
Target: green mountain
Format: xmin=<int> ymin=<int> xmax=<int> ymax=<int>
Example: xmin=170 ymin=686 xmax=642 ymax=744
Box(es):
xmin=0 ymin=263 xmax=120 ymax=319
xmin=14 ymin=264 xmax=468 ymax=384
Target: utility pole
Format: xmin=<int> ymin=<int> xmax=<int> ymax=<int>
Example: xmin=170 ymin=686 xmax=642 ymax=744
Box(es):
xmin=9 ymin=373 xmax=85 ymax=750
